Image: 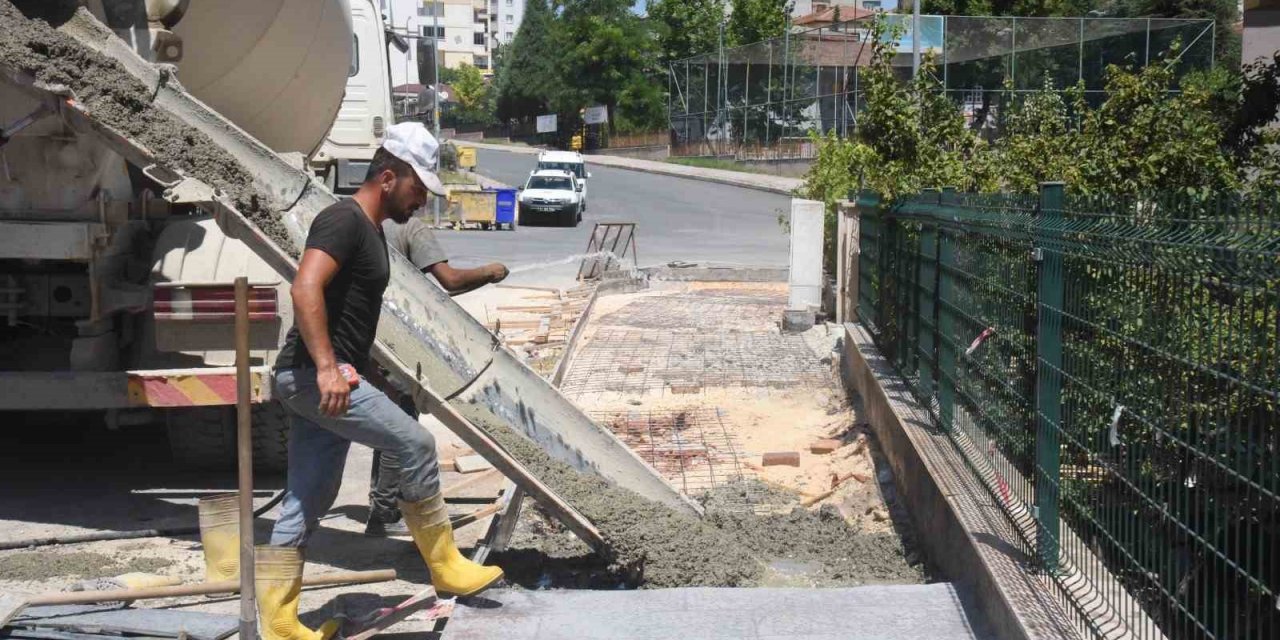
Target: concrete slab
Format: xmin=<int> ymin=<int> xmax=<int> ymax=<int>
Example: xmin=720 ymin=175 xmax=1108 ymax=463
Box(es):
xmin=445 ymin=584 xmax=991 ymax=639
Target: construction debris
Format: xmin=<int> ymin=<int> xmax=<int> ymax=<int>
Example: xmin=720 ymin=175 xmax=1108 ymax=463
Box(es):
xmin=344 ymin=588 xmax=450 ymax=640
xmin=454 ymin=455 xmax=495 ymax=474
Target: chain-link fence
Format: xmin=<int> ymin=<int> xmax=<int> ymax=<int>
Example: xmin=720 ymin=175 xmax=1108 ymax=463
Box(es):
xmin=668 ymin=16 xmax=1215 ymax=158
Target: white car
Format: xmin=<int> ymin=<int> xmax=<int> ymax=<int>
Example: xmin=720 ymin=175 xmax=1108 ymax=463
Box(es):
xmin=519 ymin=170 xmax=583 ymax=227
xmin=534 ymin=150 xmax=590 ymax=211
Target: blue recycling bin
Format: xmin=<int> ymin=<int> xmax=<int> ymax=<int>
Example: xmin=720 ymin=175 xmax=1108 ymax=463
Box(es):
xmin=493 ymin=188 xmax=518 ymax=230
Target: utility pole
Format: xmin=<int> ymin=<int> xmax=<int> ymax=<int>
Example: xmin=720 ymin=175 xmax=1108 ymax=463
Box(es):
xmin=912 ymin=0 xmax=921 ymax=77
xmin=432 ymin=0 xmax=442 ymax=225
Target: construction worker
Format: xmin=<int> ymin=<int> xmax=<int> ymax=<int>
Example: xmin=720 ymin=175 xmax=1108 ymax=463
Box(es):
xmin=262 ymin=122 xmax=504 ymax=640
xmin=367 ymin=217 xmax=508 ymax=537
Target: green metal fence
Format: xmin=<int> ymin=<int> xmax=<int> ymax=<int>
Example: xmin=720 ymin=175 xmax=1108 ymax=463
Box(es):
xmin=855 ymin=186 xmax=1278 ymax=639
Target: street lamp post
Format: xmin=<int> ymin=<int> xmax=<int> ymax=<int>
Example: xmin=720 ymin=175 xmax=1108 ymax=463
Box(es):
xmin=912 ymin=0 xmax=921 ymax=77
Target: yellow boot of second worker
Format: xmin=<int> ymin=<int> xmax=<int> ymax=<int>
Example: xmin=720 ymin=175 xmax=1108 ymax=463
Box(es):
xmin=401 ymin=492 xmax=504 ymax=597
xmin=197 ymin=493 xmax=240 ymax=583
xmin=255 ymin=546 xmax=341 ymax=640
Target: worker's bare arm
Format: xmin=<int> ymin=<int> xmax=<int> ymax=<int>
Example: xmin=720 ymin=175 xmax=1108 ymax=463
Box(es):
xmin=429 ymin=261 xmax=508 ymax=296
xmin=293 ymin=248 xmax=349 ymax=417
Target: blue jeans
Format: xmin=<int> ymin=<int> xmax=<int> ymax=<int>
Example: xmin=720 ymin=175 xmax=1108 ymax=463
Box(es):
xmin=269 ymin=367 xmax=441 ymax=547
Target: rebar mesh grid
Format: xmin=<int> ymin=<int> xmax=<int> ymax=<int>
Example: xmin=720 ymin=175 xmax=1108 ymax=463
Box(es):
xmin=595 ymin=293 xmax=786 ymax=332
xmin=592 ymin=408 xmax=748 ymax=500
xmin=561 ymin=327 xmax=835 ymax=398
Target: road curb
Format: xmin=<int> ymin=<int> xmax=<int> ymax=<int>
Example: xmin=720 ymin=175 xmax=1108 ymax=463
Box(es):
xmin=463 ymin=141 xmax=803 ymax=196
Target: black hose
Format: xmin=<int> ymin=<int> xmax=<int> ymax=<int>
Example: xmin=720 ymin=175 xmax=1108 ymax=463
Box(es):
xmin=0 ymin=489 xmax=287 ymax=551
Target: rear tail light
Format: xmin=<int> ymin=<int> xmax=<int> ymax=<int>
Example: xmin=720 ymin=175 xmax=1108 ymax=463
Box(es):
xmin=154 ymin=284 xmax=278 ymax=322
xmin=373 ymin=116 xmax=386 ymax=138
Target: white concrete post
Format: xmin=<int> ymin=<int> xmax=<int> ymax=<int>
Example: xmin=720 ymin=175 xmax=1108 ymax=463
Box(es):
xmin=786 ymin=198 xmax=824 ymax=331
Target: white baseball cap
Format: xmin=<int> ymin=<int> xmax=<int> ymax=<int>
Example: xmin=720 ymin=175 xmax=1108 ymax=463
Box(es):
xmin=381 ymin=122 xmax=448 ymax=196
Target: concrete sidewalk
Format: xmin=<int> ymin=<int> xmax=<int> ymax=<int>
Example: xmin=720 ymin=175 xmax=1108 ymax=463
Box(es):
xmin=446 ymin=584 xmax=992 ymax=639
xmin=463 ymin=141 xmax=804 ymax=196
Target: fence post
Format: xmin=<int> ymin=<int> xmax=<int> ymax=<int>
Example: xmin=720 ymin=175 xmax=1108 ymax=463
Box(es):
xmin=916 ymin=189 xmax=940 ymax=404
xmin=836 ymin=200 xmax=862 ymax=324
xmin=856 ymin=190 xmax=879 ymax=325
xmin=1034 ymin=181 xmax=1064 ymax=575
xmin=937 ymin=187 xmax=957 ymax=431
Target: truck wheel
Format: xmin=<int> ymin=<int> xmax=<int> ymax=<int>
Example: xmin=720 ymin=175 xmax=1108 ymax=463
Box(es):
xmin=251 ymin=401 xmax=291 ymax=473
xmin=166 ymin=402 xmax=291 ymax=472
xmin=167 ymin=406 xmax=234 ymax=470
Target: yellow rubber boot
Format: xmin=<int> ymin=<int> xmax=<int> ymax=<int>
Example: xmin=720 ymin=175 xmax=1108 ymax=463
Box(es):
xmin=254 ymin=546 xmax=341 ymax=640
xmin=401 ymin=492 xmax=504 ymax=597
xmin=197 ymin=493 xmax=240 ymax=583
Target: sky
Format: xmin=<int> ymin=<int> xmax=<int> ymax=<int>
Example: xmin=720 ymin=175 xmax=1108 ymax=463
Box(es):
xmin=631 ymin=0 xmax=646 ymax=15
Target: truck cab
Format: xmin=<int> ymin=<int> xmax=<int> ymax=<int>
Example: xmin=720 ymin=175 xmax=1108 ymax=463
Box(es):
xmin=310 ymin=0 xmax=397 ymax=194
xmin=534 ymin=151 xmax=591 ymax=211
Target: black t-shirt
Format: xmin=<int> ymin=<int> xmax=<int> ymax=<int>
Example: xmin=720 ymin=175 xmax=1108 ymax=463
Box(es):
xmin=276 ymin=200 xmax=390 ymax=375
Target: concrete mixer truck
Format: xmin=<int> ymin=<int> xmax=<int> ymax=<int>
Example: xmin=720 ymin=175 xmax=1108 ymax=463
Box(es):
xmin=0 ymin=0 xmax=393 ymax=470
xmin=0 ymin=0 xmax=699 ymax=523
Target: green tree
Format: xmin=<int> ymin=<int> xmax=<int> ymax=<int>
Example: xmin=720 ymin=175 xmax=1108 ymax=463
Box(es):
xmin=451 ymin=63 xmax=486 ymax=111
xmin=1068 ymin=47 xmax=1239 ymax=196
xmin=1115 ymin=0 xmax=1240 ymax=65
xmin=444 ymin=63 xmax=494 ymax=127
xmin=801 ymin=19 xmax=989 ymax=267
xmin=726 ymin=0 xmax=790 ymax=46
xmin=647 ymin=0 xmax=726 ymax=65
xmin=553 ymin=0 xmax=664 ymax=135
xmin=495 ymin=0 xmax=557 ymax=122
xmin=920 ymin=0 xmax=1095 ymax=16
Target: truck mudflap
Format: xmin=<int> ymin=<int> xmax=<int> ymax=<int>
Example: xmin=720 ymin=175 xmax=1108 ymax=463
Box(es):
xmin=0 ymin=6 xmax=698 ymax=550
xmin=0 ymin=366 xmax=270 ymax=410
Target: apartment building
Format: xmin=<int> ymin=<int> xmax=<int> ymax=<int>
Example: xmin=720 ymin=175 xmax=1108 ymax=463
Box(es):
xmin=383 ymin=0 xmax=521 ymax=85
xmin=491 ymin=0 xmax=526 ymax=45
xmin=792 ymin=0 xmax=899 ymax=15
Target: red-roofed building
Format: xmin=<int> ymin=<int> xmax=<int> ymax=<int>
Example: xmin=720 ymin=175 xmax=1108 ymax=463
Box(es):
xmin=793 ymin=4 xmax=877 ymax=30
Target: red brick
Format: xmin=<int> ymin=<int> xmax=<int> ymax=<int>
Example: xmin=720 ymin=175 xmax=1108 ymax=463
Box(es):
xmin=761 ymin=451 xmax=801 ymax=467
xmin=809 ymin=438 xmax=842 ymax=454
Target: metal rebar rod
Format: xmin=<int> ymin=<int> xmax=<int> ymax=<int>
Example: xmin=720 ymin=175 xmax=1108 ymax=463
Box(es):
xmin=28 ymin=570 xmax=398 ymax=606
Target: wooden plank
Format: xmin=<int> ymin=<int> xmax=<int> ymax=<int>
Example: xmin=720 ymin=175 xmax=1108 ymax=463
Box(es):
xmin=443 ymin=469 xmax=501 ymax=498
xmin=451 ymin=503 xmax=504 ymax=529
xmin=489 ymin=485 xmax=525 ymax=553
xmin=1 ymin=594 xmax=29 ymax=627
xmin=495 ymin=305 xmax=555 ymax=313
xmin=471 ymin=481 xmax=524 ymax=565
xmin=455 ymin=454 xmax=494 ymax=474
xmin=346 ymin=588 xmax=447 ymax=640
xmin=487 ymin=320 xmax=543 ymax=329
xmin=495 ymin=284 xmax=562 ymax=294
xmin=26 ymin=570 xmax=397 ymax=606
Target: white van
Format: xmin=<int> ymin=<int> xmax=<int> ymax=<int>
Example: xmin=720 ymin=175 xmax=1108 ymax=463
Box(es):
xmin=535 ymin=150 xmax=591 ymax=210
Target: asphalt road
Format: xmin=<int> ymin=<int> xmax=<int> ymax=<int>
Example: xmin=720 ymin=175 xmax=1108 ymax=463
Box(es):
xmin=431 ymin=149 xmax=793 ymax=287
